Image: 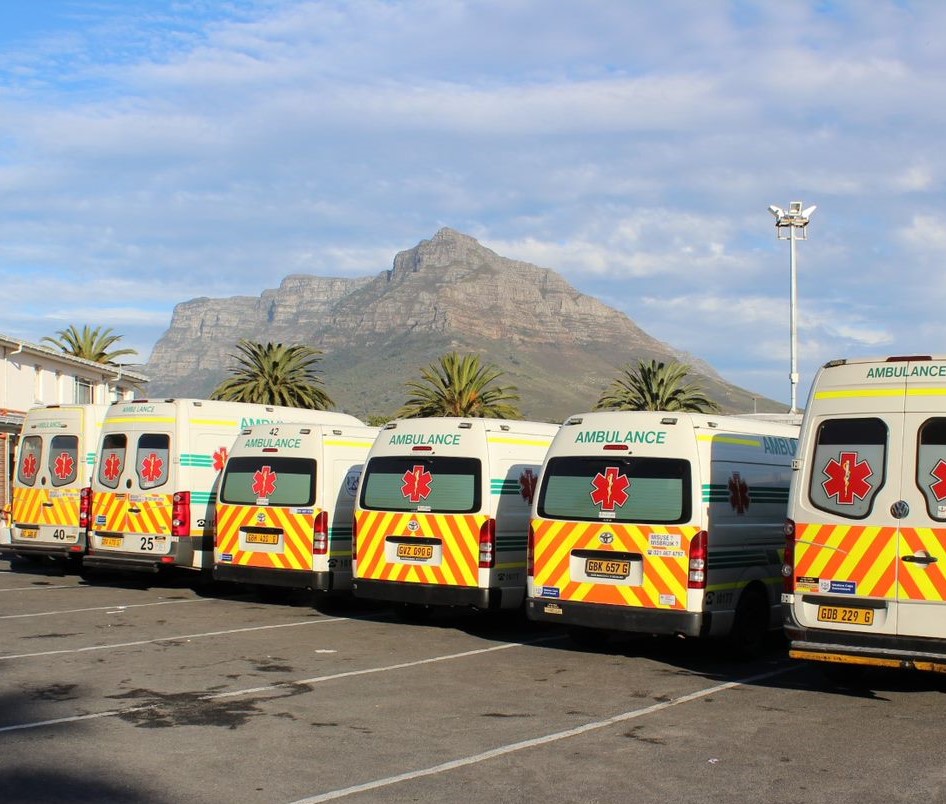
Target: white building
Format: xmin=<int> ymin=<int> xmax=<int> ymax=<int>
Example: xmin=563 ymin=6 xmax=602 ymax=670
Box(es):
xmin=0 ymin=332 xmax=149 ymax=520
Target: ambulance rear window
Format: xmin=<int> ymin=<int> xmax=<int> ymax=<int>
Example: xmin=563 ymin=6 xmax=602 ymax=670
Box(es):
xmin=916 ymin=418 xmax=946 ymax=521
xmin=98 ymin=434 xmax=127 ymax=489
xmin=360 ymin=456 xmax=481 ymax=513
xmin=220 ymin=457 xmax=316 ymax=506
xmin=136 ymin=434 xmax=170 ymax=490
xmin=808 ymin=417 xmax=887 ymax=519
xmin=538 ymin=456 xmax=690 ymax=524
xmin=48 ymin=435 xmax=79 ymax=487
xmin=16 ymin=436 xmax=42 ymax=487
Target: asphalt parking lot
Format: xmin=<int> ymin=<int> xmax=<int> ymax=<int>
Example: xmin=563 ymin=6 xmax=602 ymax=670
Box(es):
xmin=2 ymin=555 xmax=945 ymax=804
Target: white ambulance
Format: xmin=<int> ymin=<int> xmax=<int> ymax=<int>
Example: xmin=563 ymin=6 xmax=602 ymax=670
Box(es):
xmin=7 ymin=404 xmax=109 ymax=564
xmin=527 ymin=411 xmax=798 ymax=653
xmin=214 ymin=422 xmax=377 ymax=591
xmin=84 ymin=398 xmax=362 ymax=574
xmin=353 ymin=417 xmax=558 ymax=613
xmin=784 ymin=355 xmax=946 ymax=673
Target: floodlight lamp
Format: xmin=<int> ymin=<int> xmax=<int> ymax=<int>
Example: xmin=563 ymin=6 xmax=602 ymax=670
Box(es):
xmin=802 ymin=205 xmax=817 ymax=218
xmin=789 ymin=201 xmax=803 ymax=214
xmin=768 ymin=205 xmax=783 ymax=219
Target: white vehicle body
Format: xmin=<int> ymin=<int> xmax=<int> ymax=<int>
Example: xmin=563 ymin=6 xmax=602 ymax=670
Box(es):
xmin=85 ymin=398 xmax=361 ymax=573
xmin=214 ymin=422 xmax=377 ymax=591
xmin=784 ymin=355 xmax=946 ymax=672
xmin=527 ymin=411 xmax=798 ymax=646
xmin=7 ymin=404 xmax=109 ymax=561
xmin=353 ymin=417 xmax=558 ymax=610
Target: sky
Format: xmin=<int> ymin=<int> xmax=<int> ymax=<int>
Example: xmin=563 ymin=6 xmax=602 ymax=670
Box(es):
xmin=1 ymin=0 xmax=943 ymax=409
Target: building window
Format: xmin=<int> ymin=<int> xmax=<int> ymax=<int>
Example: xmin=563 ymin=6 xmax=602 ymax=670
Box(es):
xmin=75 ymin=378 xmax=93 ymax=404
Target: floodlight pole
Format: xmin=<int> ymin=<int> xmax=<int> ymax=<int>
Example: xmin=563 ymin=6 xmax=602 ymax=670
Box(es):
xmin=769 ymin=201 xmax=815 ymax=414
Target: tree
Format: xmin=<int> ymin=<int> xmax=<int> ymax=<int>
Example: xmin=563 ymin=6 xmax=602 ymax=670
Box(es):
xmin=42 ymin=324 xmax=137 ymax=365
xmin=594 ymin=359 xmax=720 ymax=413
xmin=396 ymin=352 xmax=522 ymax=419
xmin=210 ymin=340 xmax=334 ymax=409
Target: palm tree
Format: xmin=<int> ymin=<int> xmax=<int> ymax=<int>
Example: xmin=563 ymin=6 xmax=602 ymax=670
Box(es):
xmin=210 ymin=340 xmax=334 ymax=409
xmin=594 ymin=359 xmax=720 ymax=413
xmin=42 ymin=325 xmax=137 ymax=365
xmin=396 ymin=352 xmax=522 ymax=419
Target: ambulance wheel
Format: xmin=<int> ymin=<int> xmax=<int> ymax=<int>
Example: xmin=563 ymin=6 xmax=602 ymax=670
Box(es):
xmin=729 ymin=586 xmax=768 ymax=659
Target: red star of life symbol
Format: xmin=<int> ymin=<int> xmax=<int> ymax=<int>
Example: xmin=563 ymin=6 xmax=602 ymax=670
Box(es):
xmin=21 ymin=452 xmax=38 ymax=479
xmin=590 ymin=466 xmax=630 ymax=511
xmin=54 ymin=452 xmax=75 ymax=481
xmin=213 ymin=446 xmax=229 ymax=473
xmin=252 ymin=465 xmax=277 ymax=498
xmin=519 ymin=468 xmax=538 ymax=504
xmin=728 ymin=471 xmax=750 ymax=514
xmin=930 ymin=459 xmax=946 ymax=501
xmin=401 ymin=465 xmax=432 ymax=503
xmin=140 ymin=452 xmax=164 ymax=483
xmin=103 ymin=452 xmax=122 ymax=482
xmin=822 ymin=450 xmax=873 ymax=505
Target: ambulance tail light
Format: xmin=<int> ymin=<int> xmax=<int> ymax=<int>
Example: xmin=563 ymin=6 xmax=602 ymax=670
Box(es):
xmin=171 ymin=492 xmax=190 ymax=538
xmin=78 ymin=487 xmax=92 ymax=531
xmin=687 ymin=530 xmax=708 ymax=589
xmin=527 ymin=525 xmax=535 ymax=576
xmin=783 ymin=519 xmax=796 ymax=593
xmin=479 ymin=518 xmax=496 ymax=569
xmin=313 ymin=510 xmax=329 ymax=555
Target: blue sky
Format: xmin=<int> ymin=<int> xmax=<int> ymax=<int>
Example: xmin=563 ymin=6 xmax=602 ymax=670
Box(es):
xmin=1 ymin=0 xmax=943 ymax=408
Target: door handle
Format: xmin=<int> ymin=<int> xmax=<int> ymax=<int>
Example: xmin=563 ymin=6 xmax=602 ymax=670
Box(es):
xmin=128 ymin=506 xmax=141 ymax=514
xmin=42 ymin=502 xmax=54 ymax=507
xmin=903 ymin=553 xmax=938 ymax=565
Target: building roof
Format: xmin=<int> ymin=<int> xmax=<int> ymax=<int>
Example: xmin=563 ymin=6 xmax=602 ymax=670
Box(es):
xmin=0 ymin=331 xmax=149 ymax=383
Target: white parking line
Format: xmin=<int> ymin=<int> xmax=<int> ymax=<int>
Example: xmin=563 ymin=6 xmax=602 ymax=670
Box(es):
xmin=0 ymin=616 xmax=348 ymax=661
xmin=291 ymin=663 xmax=801 ymax=803
xmin=0 ymin=597 xmax=212 ymax=620
xmin=0 ymin=584 xmax=88 ymax=593
xmin=0 ymin=634 xmax=558 ymax=733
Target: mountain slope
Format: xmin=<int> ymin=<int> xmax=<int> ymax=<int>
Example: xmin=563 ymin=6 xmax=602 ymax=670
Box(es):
xmin=144 ymin=228 xmax=780 ymax=420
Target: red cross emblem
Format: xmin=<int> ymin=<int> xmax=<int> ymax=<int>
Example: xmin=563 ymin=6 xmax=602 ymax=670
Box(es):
xmin=252 ymin=466 xmax=277 ymax=498
xmin=930 ymin=459 xmax=946 ymax=501
xmin=213 ymin=446 xmax=229 ymax=473
xmin=519 ymin=468 xmax=538 ymax=504
xmin=141 ymin=453 xmax=164 ymax=483
xmin=401 ymin=465 xmax=432 ymax=503
xmin=21 ymin=453 xmax=38 ymax=479
xmin=822 ymin=450 xmax=873 ymax=505
xmin=728 ymin=471 xmax=750 ymax=514
xmin=54 ymin=452 xmax=75 ymax=481
xmin=103 ymin=452 xmax=122 ymax=482
xmin=590 ymin=467 xmax=630 ymax=511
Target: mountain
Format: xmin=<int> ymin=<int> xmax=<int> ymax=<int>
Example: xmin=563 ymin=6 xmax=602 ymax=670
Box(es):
xmin=144 ymin=228 xmax=781 ymax=421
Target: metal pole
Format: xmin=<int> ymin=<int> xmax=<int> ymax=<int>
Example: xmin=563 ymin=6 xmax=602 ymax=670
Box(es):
xmin=789 ymin=225 xmax=799 ymax=413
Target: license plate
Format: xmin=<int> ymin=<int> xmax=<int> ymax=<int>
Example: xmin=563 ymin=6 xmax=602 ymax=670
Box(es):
xmin=246 ymin=532 xmax=280 ymax=545
xmin=585 ymin=558 xmax=631 ymax=579
xmin=101 ymin=536 xmax=123 ymax=548
xmin=817 ymin=605 xmax=874 ymax=626
xmin=396 ymin=543 xmax=433 ymax=561
xmin=18 ymin=528 xmax=38 ymax=539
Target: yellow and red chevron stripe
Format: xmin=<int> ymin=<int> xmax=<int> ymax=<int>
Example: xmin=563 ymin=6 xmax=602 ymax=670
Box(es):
xmin=216 ymin=503 xmax=316 ymax=571
xmin=92 ymin=492 xmax=172 ymax=535
xmin=793 ymin=522 xmax=946 ymax=602
xmin=12 ymin=487 xmax=80 ymax=527
xmin=531 ymin=520 xmax=695 ymax=609
xmin=355 ymin=510 xmax=482 ymax=587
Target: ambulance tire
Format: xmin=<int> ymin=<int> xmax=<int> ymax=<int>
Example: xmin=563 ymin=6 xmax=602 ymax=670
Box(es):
xmin=728 ymin=585 xmax=768 ymax=659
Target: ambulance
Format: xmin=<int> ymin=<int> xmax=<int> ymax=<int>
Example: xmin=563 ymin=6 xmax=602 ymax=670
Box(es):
xmin=84 ymin=398 xmax=362 ymax=574
xmin=7 ymin=404 xmax=109 ymax=564
xmin=526 ymin=411 xmax=798 ymax=652
xmin=352 ymin=417 xmax=559 ymax=612
xmin=214 ymin=421 xmax=377 ymax=591
xmin=784 ymin=355 xmax=946 ymax=673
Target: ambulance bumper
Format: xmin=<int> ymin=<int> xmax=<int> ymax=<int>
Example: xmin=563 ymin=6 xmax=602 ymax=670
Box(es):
xmin=526 ymin=597 xmax=710 ymax=638
xmin=7 ymin=540 xmax=85 ymax=559
xmin=786 ymin=623 xmax=946 ymax=672
xmin=213 ymin=564 xmax=336 ymax=591
xmin=83 ymin=536 xmax=195 ymax=573
xmin=352 ymin=578 xmax=504 ymax=610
